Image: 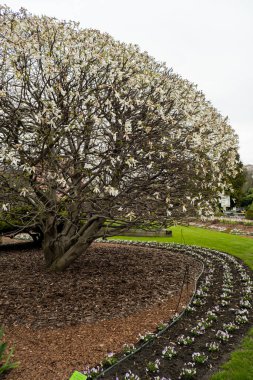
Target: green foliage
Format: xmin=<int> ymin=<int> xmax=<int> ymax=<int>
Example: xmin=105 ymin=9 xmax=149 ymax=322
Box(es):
xmin=241 ymin=189 xmax=253 ymax=208
xmin=102 ymin=354 xmax=117 ymax=368
xmin=218 ymin=219 xmax=237 ymax=225
xmin=0 ymin=205 xmax=33 ymax=233
xmin=213 ymin=218 xmax=253 ymax=226
xmin=242 ymin=166 xmax=253 ymax=193
xmin=245 ymin=202 xmax=253 ymax=220
xmin=0 ymin=327 xmax=19 ymax=375
xmin=0 ymin=220 xmax=11 ymax=233
xmin=0 ymin=219 xmax=21 ymax=234
xmin=244 ymin=221 xmax=253 ymax=226
xmin=4 ymin=205 xmax=33 ymax=225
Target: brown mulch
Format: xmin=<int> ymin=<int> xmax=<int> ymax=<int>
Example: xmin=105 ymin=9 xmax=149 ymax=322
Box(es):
xmin=0 ymin=243 xmax=202 ymax=380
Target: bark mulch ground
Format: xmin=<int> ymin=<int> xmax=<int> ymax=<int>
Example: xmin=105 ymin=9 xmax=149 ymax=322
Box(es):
xmin=0 ymin=242 xmax=201 ymax=380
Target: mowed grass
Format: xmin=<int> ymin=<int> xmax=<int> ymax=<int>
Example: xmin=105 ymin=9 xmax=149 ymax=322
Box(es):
xmin=112 ymin=225 xmax=253 ymax=380
xmin=114 ymin=225 xmax=253 ymax=269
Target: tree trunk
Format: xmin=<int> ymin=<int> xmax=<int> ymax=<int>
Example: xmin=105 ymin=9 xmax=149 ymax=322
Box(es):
xmin=42 ymin=216 xmax=105 ymax=271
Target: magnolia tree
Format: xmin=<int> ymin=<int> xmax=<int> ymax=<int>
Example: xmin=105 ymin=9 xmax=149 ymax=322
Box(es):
xmin=0 ymin=7 xmax=240 ymax=270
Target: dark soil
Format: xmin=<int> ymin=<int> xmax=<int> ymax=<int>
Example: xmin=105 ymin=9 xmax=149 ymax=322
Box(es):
xmin=101 ymin=243 xmax=253 ymax=380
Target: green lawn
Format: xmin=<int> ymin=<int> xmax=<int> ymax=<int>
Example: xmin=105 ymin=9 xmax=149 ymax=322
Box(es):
xmin=114 ymin=225 xmax=253 ymax=269
xmin=112 ymin=225 xmax=253 ymax=380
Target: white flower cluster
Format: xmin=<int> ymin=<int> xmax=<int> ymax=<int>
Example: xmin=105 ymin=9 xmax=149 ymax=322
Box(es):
xmin=82 ymin=365 xmax=101 ymax=378
xmin=179 ymin=362 xmax=196 ymax=379
xmin=177 ymin=335 xmax=195 ymax=346
xmin=216 ymin=330 xmax=231 ymax=342
xmin=139 ymin=332 xmax=156 ymax=342
xmin=123 ymin=371 xmax=140 ymax=380
xmin=206 ymin=341 xmax=220 ymax=352
xmin=192 ymin=352 xmax=208 ymax=364
xmin=123 ymin=344 xmax=136 ymax=355
xmin=0 ymin=5 xmax=241 ymax=231
xmin=145 ymin=359 xmax=160 ymax=374
xmin=162 ymin=344 xmax=177 ymax=359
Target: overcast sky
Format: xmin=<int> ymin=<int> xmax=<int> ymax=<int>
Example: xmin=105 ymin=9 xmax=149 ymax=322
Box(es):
xmin=3 ymin=0 xmax=253 ymax=164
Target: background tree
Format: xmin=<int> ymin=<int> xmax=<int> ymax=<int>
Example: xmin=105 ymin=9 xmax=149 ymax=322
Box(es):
xmin=242 ymin=165 xmax=253 ymax=192
xmin=236 ymin=165 xmax=253 ymax=208
xmin=226 ymin=157 xmax=245 ymax=207
xmin=241 ymin=188 xmax=253 ymax=208
xmin=0 ymin=6 xmax=240 ymax=270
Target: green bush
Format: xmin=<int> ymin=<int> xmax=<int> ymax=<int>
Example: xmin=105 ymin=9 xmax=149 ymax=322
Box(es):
xmin=0 ymin=220 xmax=11 ymax=233
xmin=241 ymin=190 xmax=253 ymax=207
xmin=0 ymin=204 xmax=33 ymax=233
xmin=246 ymin=203 xmax=253 ymax=220
xmin=246 ymin=210 xmax=253 ymax=220
xmin=244 ymin=221 xmax=253 ymax=226
xmin=0 ymin=327 xmax=19 ymax=375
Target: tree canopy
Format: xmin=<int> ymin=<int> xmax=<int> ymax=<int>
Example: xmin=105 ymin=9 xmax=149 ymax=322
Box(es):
xmin=0 ymin=6 xmax=240 ymax=270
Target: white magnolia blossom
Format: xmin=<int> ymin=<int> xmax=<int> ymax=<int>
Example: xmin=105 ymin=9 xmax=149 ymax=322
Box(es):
xmin=126 ymin=211 xmax=136 ymax=221
xmin=93 ymin=186 xmax=100 ymax=194
xmin=125 ymin=157 xmax=138 ymax=168
xmin=20 ymin=188 xmax=28 ymax=197
xmin=20 ymin=164 xmax=36 ymax=175
xmin=2 ymin=203 xmax=10 ymax=211
xmin=125 ymin=121 xmax=132 ymax=135
xmin=56 ymin=178 xmax=67 ymax=187
xmin=104 ymin=186 xmax=119 ymax=197
xmin=0 ymin=6 xmax=241 ymax=269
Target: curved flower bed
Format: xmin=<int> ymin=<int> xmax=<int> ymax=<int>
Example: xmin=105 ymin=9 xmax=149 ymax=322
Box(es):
xmin=80 ymin=241 xmax=253 ymax=380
